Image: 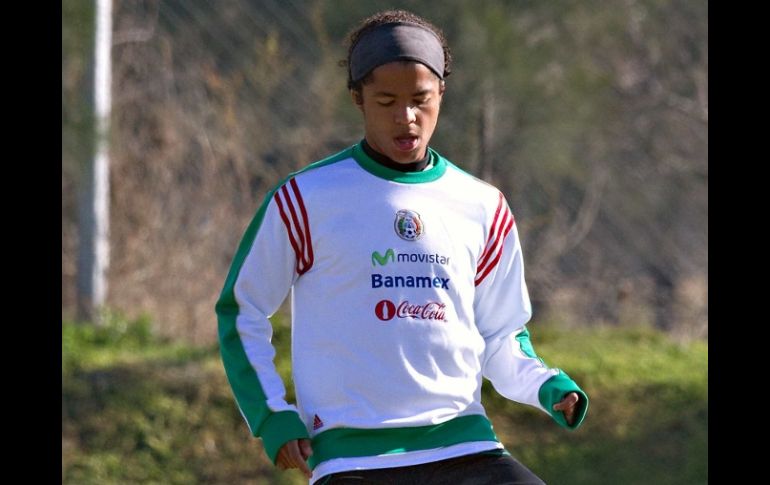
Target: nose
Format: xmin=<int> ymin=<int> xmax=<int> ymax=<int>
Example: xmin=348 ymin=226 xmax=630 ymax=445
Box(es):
xmin=394 ymin=105 xmax=417 ymax=125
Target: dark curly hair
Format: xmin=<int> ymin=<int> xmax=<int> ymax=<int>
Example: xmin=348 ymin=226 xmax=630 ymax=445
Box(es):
xmin=341 ymin=10 xmax=452 ymax=93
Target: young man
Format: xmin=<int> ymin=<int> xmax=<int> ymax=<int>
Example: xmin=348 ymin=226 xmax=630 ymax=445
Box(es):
xmin=216 ymin=10 xmax=588 ymax=484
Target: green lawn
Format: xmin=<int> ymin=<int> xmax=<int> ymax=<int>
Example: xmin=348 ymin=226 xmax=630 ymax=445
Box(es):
xmin=62 ymin=316 xmax=707 ymax=484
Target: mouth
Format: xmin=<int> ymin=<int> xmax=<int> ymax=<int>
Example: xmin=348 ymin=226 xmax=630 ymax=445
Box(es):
xmin=393 ymin=135 xmax=420 ymax=152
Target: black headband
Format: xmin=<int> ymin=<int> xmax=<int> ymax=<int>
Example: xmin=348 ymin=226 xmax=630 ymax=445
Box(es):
xmin=350 ymin=22 xmax=445 ymax=84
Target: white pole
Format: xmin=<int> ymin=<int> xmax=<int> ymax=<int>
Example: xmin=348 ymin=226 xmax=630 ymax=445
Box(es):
xmin=93 ymin=0 xmax=112 ymax=310
xmin=77 ymin=0 xmax=112 ymax=323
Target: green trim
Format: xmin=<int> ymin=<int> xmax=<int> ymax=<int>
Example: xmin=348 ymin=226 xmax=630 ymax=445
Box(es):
xmin=517 ymin=327 xmax=588 ymax=430
xmin=215 ymin=186 xmax=283 ymax=440
xmin=260 ymin=411 xmax=311 ymax=464
xmin=352 ymin=142 xmax=447 ymax=183
xmin=308 ymin=414 xmax=499 ymax=469
xmin=215 ymin=147 xmax=353 ymax=463
xmin=515 ymin=326 xmax=538 ymax=359
xmin=294 ymin=145 xmax=358 ymax=178
xmin=538 ymin=371 xmax=590 ymax=430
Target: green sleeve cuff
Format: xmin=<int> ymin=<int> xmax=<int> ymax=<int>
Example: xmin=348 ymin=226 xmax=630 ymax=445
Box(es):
xmin=538 ymin=371 xmax=589 ymax=430
xmin=259 ymin=410 xmax=310 ymax=464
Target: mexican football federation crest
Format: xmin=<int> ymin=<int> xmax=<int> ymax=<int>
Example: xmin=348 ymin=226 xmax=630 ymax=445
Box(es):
xmin=394 ymin=209 xmax=424 ymax=241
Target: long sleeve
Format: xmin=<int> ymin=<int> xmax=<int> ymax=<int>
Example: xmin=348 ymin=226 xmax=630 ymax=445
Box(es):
xmin=474 ymin=196 xmax=588 ymax=429
xmin=215 ymin=179 xmax=311 ymax=463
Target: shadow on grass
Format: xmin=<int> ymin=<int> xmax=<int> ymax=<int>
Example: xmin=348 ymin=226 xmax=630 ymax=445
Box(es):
xmin=62 ymin=354 xmax=306 ymax=485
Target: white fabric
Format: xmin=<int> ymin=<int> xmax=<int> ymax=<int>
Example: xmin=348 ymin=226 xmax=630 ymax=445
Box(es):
xmin=231 ymin=153 xmax=557 ymax=468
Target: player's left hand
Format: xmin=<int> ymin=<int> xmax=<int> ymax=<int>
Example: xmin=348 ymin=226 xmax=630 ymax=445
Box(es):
xmin=552 ymin=392 xmax=580 ymax=426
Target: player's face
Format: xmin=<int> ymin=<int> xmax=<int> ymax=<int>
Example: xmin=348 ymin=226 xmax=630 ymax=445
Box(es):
xmin=354 ymin=61 xmax=444 ymax=164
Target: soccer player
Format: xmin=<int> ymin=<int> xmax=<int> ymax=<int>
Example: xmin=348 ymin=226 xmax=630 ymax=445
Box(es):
xmin=216 ymin=9 xmax=588 ymax=484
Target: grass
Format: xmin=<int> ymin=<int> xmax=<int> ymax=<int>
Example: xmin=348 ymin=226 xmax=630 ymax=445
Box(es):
xmin=62 ymin=316 xmax=707 ymax=484
xmin=485 ymin=325 xmax=708 ymax=484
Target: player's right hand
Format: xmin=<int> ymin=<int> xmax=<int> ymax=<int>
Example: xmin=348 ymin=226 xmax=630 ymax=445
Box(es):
xmin=276 ymin=439 xmax=313 ymax=479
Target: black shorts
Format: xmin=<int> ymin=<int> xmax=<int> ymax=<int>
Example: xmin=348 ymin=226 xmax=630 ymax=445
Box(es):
xmin=317 ymin=449 xmax=546 ymax=485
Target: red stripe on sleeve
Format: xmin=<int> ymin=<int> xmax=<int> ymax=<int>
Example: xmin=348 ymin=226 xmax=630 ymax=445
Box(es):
xmin=273 ymin=178 xmax=314 ymax=275
xmin=476 ymin=193 xmax=516 ymax=286
xmin=475 ymin=216 xmax=514 ymax=286
xmin=274 ymin=190 xmax=303 ymax=268
xmin=290 ymin=178 xmax=314 ymax=270
xmin=476 ymin=194 xmax=506 ymax=274
xmin=281 ymin=184 xmax=309 ymax=272
xmin=476 ymin=192 xmax=503 ymax=272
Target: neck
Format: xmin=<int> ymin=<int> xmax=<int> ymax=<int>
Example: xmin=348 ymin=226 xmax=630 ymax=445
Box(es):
xmin=362 ymin=139 xmax=430 ymax=173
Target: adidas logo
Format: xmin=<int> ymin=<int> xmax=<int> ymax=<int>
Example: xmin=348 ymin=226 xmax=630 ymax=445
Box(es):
xmin=313 ymin=414 xmax=324 ymax=430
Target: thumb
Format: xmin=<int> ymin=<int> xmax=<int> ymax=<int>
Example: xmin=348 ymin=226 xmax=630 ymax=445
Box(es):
xmin=553 ymin=392 xmax=579 ymax=411
xmin=299 ymin=438 xmax=314 ymax=459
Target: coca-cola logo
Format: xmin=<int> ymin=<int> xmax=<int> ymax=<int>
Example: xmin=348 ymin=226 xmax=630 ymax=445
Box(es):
xmin=374 ymin=299 xmax=446 ymax=322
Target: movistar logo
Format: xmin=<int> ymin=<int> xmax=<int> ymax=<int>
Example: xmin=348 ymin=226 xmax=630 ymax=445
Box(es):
xmin=372 ymin=249 xmax=396 ymax=267
xmin=371 ymin=248 xmax=451 ymax=267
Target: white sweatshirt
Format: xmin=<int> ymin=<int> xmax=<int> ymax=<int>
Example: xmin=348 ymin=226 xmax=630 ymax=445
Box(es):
xmin=216 ymin=143 xmax=588 ymax=482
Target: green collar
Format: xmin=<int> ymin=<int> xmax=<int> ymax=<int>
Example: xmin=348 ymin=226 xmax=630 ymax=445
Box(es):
xmin=352 ymin=142 xmax=447 ymax=183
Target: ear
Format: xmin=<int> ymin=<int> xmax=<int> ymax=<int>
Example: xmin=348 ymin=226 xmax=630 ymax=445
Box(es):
xmin=350 ymin=89 xmax=364 ymax=111
xmin=438 ymin=80 xmax=446 ymax=99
